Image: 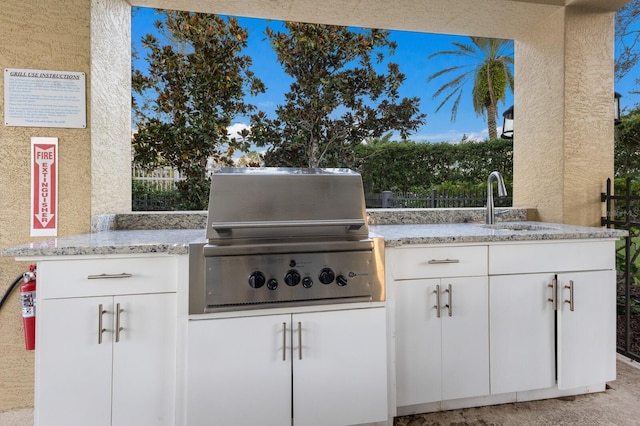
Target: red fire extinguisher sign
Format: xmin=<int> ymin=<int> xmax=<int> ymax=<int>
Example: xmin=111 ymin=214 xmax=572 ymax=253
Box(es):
xmin=31 ymin=137 xmax=58 ymax=237
xmin=21 ymin=266 xmax=37 ymax=351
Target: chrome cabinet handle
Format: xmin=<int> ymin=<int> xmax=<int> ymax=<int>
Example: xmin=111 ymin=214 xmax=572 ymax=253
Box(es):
xmin=547 ymin=278 xmax=557 ymax=310
xmin=115 ymin=303 xmax=124 ymax=342
xmin=564 ymin=280 xmax=575 ymax=312
xmin=282 ymin=322 xmax=287 ymax=362
xmin=298 ymin=321 xmax=302 ymax=360
xmin=427 ymin=259 xmax=460 ymax=264
xmin=88 ymin=273 xmax=133 ymax=280
xmin=98 ymin=304 xmax=107 ymax=344
xmin=433 ymin=284 xmax=441 ymax=318
xmin=445 ymin=284 xmax=453 ymax=316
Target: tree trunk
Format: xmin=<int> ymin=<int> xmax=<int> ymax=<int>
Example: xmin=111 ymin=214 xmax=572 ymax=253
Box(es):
xmin=309 ymin=137 xmax=320 ymax=168
xmin=487 ymin=101 xmax=498 ymax=140
xmin=486 ymin=62 xmax=498 ymax=140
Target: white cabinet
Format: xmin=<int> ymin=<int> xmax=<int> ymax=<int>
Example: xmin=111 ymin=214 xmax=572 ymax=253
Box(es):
xmin=34 ymin=257 xmax=178 ymax=426
xmin=391 ymin=246 xmax=489 ymax=407
xmin=489 ymin=273 xmax=556 ymax=394
xmin=390 ymin=245 xmax=487 ymax=280
xmin=395 ymin=277 xmax=489 ymax=406
xmin=187 ymin=314 xmax=291 ymax=426
xmin=187 ymin=307 xmax=388 ymax=426
xmin=557 ymin=270 xmax=617 ymax=390
xmin=489 ymin=241 xmax=617 ymax=394
xmin=392 ymin=239 xmax=617 ymax=410
xmin=293 ymin=308 xmax=388 ymax=425
xmin=36 ymin=296 xmax=113 ymax=426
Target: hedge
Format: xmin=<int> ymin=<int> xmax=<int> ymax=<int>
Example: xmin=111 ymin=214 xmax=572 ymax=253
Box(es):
xmin=354 ymin=138 xmax=513 ymax=193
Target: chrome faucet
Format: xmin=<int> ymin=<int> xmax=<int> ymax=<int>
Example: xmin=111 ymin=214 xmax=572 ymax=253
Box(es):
xmin=486 ymin=171 xmax=507 ymax=224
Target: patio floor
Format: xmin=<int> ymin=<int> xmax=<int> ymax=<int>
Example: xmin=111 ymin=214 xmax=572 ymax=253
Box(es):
xmin=394 ymin=355 xmax=640 ymax=426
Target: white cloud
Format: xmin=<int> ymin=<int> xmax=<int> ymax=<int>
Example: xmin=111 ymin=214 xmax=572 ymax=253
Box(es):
xmin=227 ymin=122 xmax=251 ymax=140
xmin=408 ymin=128 xmax=488 ymax=143
xmin=225 ymin=122 xmax=269 ymax=164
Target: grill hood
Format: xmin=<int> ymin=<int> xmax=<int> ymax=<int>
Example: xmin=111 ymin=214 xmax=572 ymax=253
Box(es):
xmin=206 ymin=167 xmax=369 ymax=245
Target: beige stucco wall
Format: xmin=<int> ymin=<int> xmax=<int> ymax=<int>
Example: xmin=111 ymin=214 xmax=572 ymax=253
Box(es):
xmin=563 ymin=7 xmax=615 ymax=226
xmin=513 ymin=6 xmax=615 ymax=226
xmin=513 ymin=9 xmax=567 ymax=223
xmin=0 ymin=0 xmax=92 ymax=410
xmin=0 ymin=0 xmax=131 ymax=411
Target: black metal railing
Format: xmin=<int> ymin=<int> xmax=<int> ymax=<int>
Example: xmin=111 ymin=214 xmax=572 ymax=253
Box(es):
xmin=601 ymin=177 xmax=640 ymax=362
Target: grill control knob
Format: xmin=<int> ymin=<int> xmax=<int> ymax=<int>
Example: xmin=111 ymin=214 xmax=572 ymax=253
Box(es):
xmin=302 ymin=276 xmax=313 ymax=288
xmin=284 ymin=270 xmax=301 ymax=287
xmin=319 ymin=268 xmax=335 ymax=284
xmin=336 ymin=275 xmax=348 ymax=286
xmin=248 ymin=271 xmax=266 ymax=289
xmin=267 ymin=279 xmax=278 ymax=290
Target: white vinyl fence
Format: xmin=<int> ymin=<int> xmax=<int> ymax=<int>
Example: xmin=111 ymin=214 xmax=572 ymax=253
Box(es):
xmin=132 ymin=166 xmax=183 ymax=190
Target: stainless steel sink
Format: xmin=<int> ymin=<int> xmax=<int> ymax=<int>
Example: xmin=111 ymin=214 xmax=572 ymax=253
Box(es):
xmin=480 ymin=223 xmax=560 ymax=231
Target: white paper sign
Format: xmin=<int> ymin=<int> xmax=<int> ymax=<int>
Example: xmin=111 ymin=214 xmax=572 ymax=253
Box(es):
xmin=4 ymin=68 xmax=86 ymax=129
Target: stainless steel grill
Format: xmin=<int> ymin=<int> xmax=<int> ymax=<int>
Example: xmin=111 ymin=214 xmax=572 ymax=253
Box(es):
xmin=189 ymin=167 xmax=385 ymax=314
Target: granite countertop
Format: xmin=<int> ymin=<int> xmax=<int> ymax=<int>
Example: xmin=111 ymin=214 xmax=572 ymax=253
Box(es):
xmin=2 ymin=229 xmax=206 ymax=258
xmin=1 ymin=220 xmax=627 ymax=258
xmin=371 ymin=221 xmax=628 ymax=248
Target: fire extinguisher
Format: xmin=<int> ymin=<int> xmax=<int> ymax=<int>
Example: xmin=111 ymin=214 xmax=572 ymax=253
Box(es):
xmin=20 ymin=265 xmax=37 ymax=351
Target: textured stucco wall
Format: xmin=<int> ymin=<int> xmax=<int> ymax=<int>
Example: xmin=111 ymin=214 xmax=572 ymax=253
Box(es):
xmin=0 ymin=0 xmax=92 ymax=411
xmin=513 ymin=10 xmax=567 ymax=223
xmin=134 ymin=0 xmax=563 ymax=40
xmin=513 ymin=6 xmax=615 ymax=226
xmin=562 ymin=7 xmax=615 ymax=226
xmin=0 ymin=0 xmax=131 ymax=411
xmin=91 ymin=0 xmax=132 ymax=218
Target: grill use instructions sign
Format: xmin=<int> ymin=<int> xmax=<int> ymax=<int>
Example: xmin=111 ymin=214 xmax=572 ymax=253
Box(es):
xmin=31 ymin=137 xmax=58 ymax=237
xmin=4 ymin=68 xmax=86 ymax=129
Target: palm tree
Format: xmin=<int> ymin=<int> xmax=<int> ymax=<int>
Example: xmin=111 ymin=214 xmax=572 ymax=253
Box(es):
xmin=427 ymin=37 xmax=514 ymax=140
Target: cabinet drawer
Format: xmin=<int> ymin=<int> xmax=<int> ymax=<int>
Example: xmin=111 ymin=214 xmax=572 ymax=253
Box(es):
xmin=389 ymin=245 xmax=487 ymax=280
xmin=38 ymin=256 xmax=177 ymax=299
xmin=489 ymin=240 xmax=616 ymax=275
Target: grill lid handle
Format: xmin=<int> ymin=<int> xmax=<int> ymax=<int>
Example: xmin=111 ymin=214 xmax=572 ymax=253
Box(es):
xmin=210 ymin=219 xmax=366 ymax=231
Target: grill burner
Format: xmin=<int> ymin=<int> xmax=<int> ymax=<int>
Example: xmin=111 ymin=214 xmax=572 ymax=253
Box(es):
xmin=189 ymin=168 xmax=384 ymax=314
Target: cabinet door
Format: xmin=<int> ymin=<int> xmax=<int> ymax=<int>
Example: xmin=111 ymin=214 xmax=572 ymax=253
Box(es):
xmin=395 ymin=279 xmax=442 ymax=405
xmin=557 ymin=270 xmax=616 ymax=389
xmin=489 ymin=274 xmax=555 ymax=394
xmin=111 ymin=293 xmax=177 ymax=426
xmin=293 ymin=308 xmax=388 ymax=426
xmin=441 ymin=277 xmax=490 ymax=401
xmin=35 ymin=297 xmax=113 ymax=426
xmin=186 ymin=314 xmax=291 ymax=426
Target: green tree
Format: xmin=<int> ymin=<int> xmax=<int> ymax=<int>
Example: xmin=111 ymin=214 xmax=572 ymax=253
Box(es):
xmin=616 ymin=0 xmax=640 ymax=83
xmin=249 ymin=22 xmax=426 ymax=168
xmin=132 ymin=10 xmax=265 ymax=209
xmin=427 ymin=37 xmax=514 ymax=140
xmin=615 ymin=107 xmax=640 ymax=177
xmin=236 ymin=150 xmax=264 ymax=167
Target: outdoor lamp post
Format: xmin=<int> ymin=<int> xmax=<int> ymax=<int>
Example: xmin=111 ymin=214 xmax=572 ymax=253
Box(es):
xmin=500 ymin=105 xmax=514 ymax=139
xmin=614 ymin=92 xmax=621 ymax=126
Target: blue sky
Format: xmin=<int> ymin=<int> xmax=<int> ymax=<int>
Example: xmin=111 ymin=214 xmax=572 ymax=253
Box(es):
xmin=132 ymin=7 xmax=638 ymax=144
